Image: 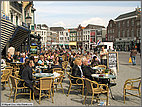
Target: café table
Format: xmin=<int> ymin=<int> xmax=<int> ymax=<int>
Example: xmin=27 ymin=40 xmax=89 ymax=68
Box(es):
xmin=91 ymin=73 xmax=116 ymax=100
xmin=33 ymin=72 xmax=60 ymax=78
xmin=36 ymin=66 xmax=49 ymax=73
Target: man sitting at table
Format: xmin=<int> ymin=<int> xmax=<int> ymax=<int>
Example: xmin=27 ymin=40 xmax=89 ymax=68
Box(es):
xmin=81 ymin=57 xmax=95 ymax=80
xmin=21 ymin=60 xmax=36 ymax=98
xmin=71 ymin=58 xmax=84 ymax=84
xmin=38 ymin=55 xmax=45 ymax=66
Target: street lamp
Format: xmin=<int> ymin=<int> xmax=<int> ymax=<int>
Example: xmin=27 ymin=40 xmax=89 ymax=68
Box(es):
xmin=25 ymin=16 xmax=32 ymax=53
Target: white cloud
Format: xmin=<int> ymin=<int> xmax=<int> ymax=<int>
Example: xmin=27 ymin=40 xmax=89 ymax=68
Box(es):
xmin=81 ymin=17 xmax=108 ymax=27
xmin=52 ymin=21 xmax=66 ymax=27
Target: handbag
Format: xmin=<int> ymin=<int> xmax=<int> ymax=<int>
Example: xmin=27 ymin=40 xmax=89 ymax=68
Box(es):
xmin=129 ymin=57 xmax=132 ymax=63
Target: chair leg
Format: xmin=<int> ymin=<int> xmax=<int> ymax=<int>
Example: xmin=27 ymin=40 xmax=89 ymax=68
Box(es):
xmin=83 ymin=91 xmax=88 ymax=105
xmin=123 ymin=89 xmax=126 ymax=103
xmin=33 ymin=90 xmax=35 ymax=100
xmin=14 ymin=89 xmax=17 ymax=103
xmin=48 ymin=90 xmax=51 ymax=99
xmin=8 ymin=80 xmax=11 ymax=90
xmin=67 ymin=84 xmax=72 ymax=97
xmin=53 ymin=85 xmax=55 ymax=96
xmin=138 ymin=89 xmax=141 ymax=97
xmin=106 ymin=92 xmax=109 ymax=106
xmin=51 ymin=90 xmax=54 ymax=103
xmin=91 ymin=93 xmax=94 ymax=105
xmin=9 ymin=88 xmax=13 ymax=100
xmin=39 ymin=90 xmax=41 ymax=104
xmin=30 ymin=89 xmax=31 ymax=101
xmin=82 ymin=86 xmax=84 ymax=98
xmin=60 ymin=83 xmax=64 ymax=94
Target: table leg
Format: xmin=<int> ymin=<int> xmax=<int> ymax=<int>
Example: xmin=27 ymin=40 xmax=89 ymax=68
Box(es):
xmin=109 ymin=87 xmax=115 ymax=100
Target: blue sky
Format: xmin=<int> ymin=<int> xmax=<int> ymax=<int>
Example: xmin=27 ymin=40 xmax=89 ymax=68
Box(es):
xmin=34 ymin=1 xmax=141 ymax=28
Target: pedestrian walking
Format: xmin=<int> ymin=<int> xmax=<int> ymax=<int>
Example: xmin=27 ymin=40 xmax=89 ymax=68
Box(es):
xmin=130 ymin=47 xmax=137 ymax=65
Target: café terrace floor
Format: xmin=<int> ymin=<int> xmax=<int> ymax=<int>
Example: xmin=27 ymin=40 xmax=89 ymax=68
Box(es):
xmin=1 ymin=63 xmax=141 ymax=106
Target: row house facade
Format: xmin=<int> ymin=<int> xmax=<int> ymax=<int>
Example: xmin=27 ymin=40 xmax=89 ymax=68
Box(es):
xmin=107 ymin=8 xmax=141 ymax=52
xmin=83 ymin=24 xmax=105 ymax=51
xmin=1 ymin=1 xmax=36 ymax=56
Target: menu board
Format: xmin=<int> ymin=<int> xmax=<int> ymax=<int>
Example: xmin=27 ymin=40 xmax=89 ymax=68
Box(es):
xmin=107 ymin=52 xmax=119 ymax=73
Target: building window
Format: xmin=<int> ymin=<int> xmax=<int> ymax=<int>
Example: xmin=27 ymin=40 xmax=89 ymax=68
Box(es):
xmin=110 ymin=23 xmax=112 ymax=28
xmin=123 ymin=21 xmax=125 ymax=27
xmin=137 ymin=28 xmax=140 ymax=37
xmin=118 ymin=30 xmax=120 ymax=38
xmin=131 ymin=28 xmax=134 ymax=37
xmin=137 ymin=21 xmax=140 ymax=26
xmin=131 ymin=19 xmax=134 ymax=26
xmin=127 ymin=29 xmax=129 ymax=37
xmin=118 ymin=22 xmax=120 ymax=28
xmin=122 ymin=30 xmax=125 ymax=37
xmin=127 ymin=20 xmax=129 ymax=27
xmin=11 ymin=14 xmax=13 ymax=23
xmin=16 ymin=16 xmax=18 ymax=25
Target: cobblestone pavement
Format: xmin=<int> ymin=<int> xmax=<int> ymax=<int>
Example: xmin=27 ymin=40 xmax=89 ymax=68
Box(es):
xmin=1 ymin=52 xmax=141 ymax=106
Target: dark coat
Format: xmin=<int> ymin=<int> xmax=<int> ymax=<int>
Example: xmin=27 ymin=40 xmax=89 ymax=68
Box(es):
xmin=81 ymin=65 xmax=95 ymax=80
xmin=21 ymin=65 xmax=33 ymax=90
xmin=71 ymin=65 xmax=83 ymax=84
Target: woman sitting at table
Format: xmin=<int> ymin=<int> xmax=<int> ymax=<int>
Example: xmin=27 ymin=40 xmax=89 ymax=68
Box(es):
xmin=6 ymin=52 xmax=14 ymax=63
xmin=38 ymin=55 xmax=45 ymax=66
xmin=71 ymin=58 xmax=84 ymax=84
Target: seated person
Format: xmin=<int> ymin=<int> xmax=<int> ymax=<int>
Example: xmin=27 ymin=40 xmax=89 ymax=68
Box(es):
xmin=49 ymin=60 xmax=62 ymax=72
xmin=81 ymin=57 xmax=95 ymax=80
xmin=20 ymin=53 xmax=28 ymax=63
xmin=91 ymin=56 xmax=100 ymax=67
xmin=71 ymin=58 xmax=84 ymax=84
xmin=21 ymin=60 xmax=35 ymax=91
xmin=19 ymin=58 xmax=30 ymax=77
xmin=38 ymin=55 xmax=45 ymax=66
xmin=6 ymin=53 xmax=13 ymax=63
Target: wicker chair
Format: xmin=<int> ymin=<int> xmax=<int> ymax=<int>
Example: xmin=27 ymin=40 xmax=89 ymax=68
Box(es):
xmin=123 ymin=77 xmax=141 ymax=103
xmin=53 ymin=71 xmax=64 ymax=96
xmin=66 ymin=72 xmax=84 ymax=98
xmin=1 ymin=69 xmax=11 ymax=89
xmin=83 ymin=78 xmax=109 ymax=105
xmin=34 ymin=77 xmax=54 ymax=104
xmin=8 ymin=76 xmax=32 ymax=102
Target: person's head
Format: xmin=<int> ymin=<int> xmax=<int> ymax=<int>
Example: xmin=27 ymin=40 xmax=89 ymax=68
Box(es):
xmin=82 ymin=57 xmax=88 ymax=66
xmin=93 ymin=56 xmax=98 ymax=61
xmin=74 ymin=58 xmax=82 ymax=66
xmin=102 ymin=46 xmax=105 ymax=50
xmin=28 ymin=60 xmax=34 ymax=67
xmin=40 ymin=55 xmax=44 ymax=60
xmin=109 ymin=46 xmax=111 ymax=49
xmin=22 ymin=53 xmax=26 ymax=58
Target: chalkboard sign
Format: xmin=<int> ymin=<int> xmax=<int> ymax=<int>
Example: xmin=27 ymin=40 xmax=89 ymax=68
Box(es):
xmin=107 ymin=52 xmax=119 ymax=73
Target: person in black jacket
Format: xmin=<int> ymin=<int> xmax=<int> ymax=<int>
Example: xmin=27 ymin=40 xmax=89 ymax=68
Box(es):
xmin=21 ymin=60 xmax=34 ymax=90
xmin=71 ymin=58 xmax=84 ymax=84
xmin=81 ymin=57 xmax=95 ymax=80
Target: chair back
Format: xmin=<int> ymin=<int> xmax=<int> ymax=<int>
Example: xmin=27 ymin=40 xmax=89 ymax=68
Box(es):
xmin=62 ymin=61 xmax=68 ymax=70
xmin=1 ymin=69 xmax=11 ymax=81
xmin=66 ymin=72 xmax=72 ymax=83
xmin=9 ymin=76 xmax=17 ymax=88
xmin=6 ymin=62 xmax=11 ymax=66
xmin=53 ymin=68 xmax=62 ymax=73
xmin=40 ymin=77 xmax=53 ymax=90
xmin=85 ymin=78 xmax=94 ymax=93
xmin=5 ymin=67 xmax=13 ymax=75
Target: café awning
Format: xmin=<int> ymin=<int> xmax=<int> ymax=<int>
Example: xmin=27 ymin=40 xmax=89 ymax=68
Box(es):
xmin=1 ymin=19 xmax=15 ymax=52
xmin=9 ymin=26 xmax=30 ymax=50
xmin=69 ymin=42 xmax=76 ymax=46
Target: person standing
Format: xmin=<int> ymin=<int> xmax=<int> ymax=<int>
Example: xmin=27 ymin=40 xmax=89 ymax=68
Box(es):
xmin=130 ymin=48 xmax=137 ymax=65
xmin=100 ymin=46 xmax=108 ymax=66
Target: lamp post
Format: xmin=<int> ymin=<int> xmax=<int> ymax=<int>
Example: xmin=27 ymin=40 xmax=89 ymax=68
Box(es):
xmin=25 ymin=16 xmax=32 ymax=53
